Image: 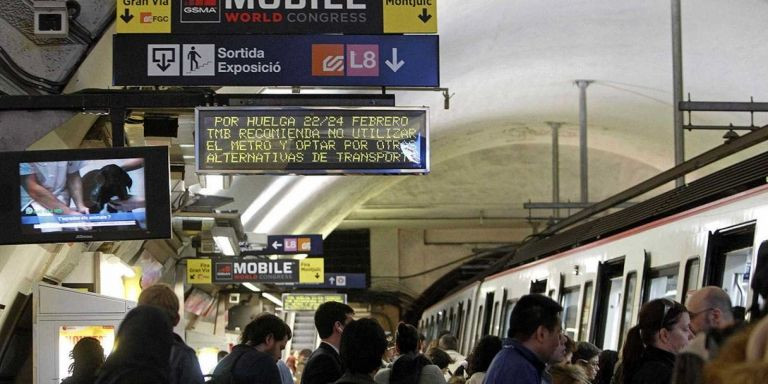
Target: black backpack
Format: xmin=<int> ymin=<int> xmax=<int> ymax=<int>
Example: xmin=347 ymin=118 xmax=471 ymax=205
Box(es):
xmin=206 ymin=350 xmax=246 ymax=384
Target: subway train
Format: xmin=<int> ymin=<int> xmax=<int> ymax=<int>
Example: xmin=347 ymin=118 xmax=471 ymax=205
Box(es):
xmin=420 ymin=151 xmax=768 ymax=357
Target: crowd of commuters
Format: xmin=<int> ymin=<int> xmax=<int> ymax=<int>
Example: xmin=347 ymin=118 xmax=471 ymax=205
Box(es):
xmin=62 ymin=279 xmax=768 ymax=384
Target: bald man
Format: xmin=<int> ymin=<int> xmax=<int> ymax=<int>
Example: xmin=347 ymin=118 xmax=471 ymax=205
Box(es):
xmin=672 ymin=287 xmax=737 ymax=384
xmin=686 ymin=286 xmax=735 ymax=335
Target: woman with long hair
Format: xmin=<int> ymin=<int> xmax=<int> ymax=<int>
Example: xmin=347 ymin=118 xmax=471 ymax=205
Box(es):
xmin=61 ymin=337 xmax=104 ymax=384
xmin=618 ymin=298 xmax=693 ymax=384
xmin=374 ymin=323 xmax=446 ymax=384
xmin=466 ymin=335 xmax=502 ymax=384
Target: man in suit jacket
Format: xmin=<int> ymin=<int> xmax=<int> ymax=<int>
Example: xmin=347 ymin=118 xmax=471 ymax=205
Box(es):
xmin=302 ymin=301 xmax=355 ymax=384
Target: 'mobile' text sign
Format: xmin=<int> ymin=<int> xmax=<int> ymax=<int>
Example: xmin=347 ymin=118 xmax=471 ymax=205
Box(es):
xmin=113 ymin=34 xmax=439 ymax=87
xmin=117 ymin=0 xmax=437 ymax=34
xmin=282 ymin=293 xmax=347 ymax=311
xmin=196 ymin=107 xmax=429 ymax=174
xmin=211 ymin=258 xmax=323 ymax=284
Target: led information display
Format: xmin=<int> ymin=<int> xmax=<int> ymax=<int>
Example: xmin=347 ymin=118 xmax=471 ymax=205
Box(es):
xmin=282 ymin=293 xmax=347 ymax=311
xmin=196 ymin=107 xmax=429 ymax=174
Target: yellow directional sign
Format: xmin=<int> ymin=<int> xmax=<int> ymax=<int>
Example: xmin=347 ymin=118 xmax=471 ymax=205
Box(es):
xmin=298 ymin=258 xmax=324 ymax=284
xmin=383 ymin=0 xmax=437 ymax=34
xmin=282 ymin=293 xmax=347 ymax=311
xmin=116 ymin=0 xmax=171 ymax=34
xmin=187 ymin=259 xmax=212 ymax=284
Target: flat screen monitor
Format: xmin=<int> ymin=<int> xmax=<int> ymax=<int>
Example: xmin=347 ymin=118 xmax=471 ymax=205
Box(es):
xmin=0 ymin=146 xmax=171 ymax=245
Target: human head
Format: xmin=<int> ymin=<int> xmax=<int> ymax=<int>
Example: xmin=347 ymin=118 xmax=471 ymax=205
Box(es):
xmin=68 ymin=337 xmax=104 ymax=378
xmin=549 ymin=333 xmax=567 ymax=364
xmin=571 ymin=342 xmax=601 ymax=380
xmin=395 ymin=322 xmax=420 ymax=354
xmin=621 ymin=299 xmax=692 ymax=380
xmin=298 ymin=348 xmax=312 ymax=362
xmin=97 ymin=305 xmax=174 ymax=384
xmin=438 ymin=334 xmax=459 ymax=351
xmin=419 ymin=333 xmax=426 ymax=353
xmin=241 ymin=313 xmax=291 ymax=362
xmin=548 ymin=364 xmax=590 ymax=384
xmin=559 ymin=334 xmax=576 ymax=364
xmin=507 ymin=294 xmax=563 ymax=362
xmin=687 ymin=286 xmax=735 ymax=334
xmin=339 ymin=318 xmax=388 ymax=376
xmin=467 ymin=335 xmax=502 ymax=375
xmin=426 ymin=347 xmax=453 ymax=370
xmin=217 ymin=350 xmax=228 ymax=362
xmin=137 ymin=283 xmax=180 ymax=326
xmin=594 ymin=350 xmax=618 ymax=384
xmin=314 ymin=301 xmax=354 ymax=345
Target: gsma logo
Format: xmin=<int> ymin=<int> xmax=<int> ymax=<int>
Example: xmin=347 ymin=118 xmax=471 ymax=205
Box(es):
xmin=181 ymin=0 xmax=220 ymax=23
xmin=312 ymin=44 xmax=344 ymax=77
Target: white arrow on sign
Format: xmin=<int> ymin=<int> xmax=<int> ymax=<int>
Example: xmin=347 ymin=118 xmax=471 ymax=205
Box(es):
xmin=385 ymin=48 xmax=405 ymax=72
xmin=329 ymin=276 xmax=336 ymax=285
xmin=272 ymin=241 xmax=283 ymax=250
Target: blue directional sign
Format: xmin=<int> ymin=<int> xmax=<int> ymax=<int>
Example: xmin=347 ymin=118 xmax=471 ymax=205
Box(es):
xmin=113 ymin=34 xmax=439 ymax=87
xmin=266 ymin=234 xmax=323 ymax=256
xmin=300 ymin=273 xmax=368 ymax=289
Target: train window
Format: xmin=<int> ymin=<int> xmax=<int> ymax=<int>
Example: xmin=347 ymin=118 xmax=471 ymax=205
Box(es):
xmin=491 ymin=301 xmax=500 ymax=336
xmin=501 ymin=299 xmax=517 ymax=338
xmin=578 ymin=281 xmax=594 ymax=341
xmin=704 ymin=222 xmax=755 ymax=308
xmin=643 ymin=264 xmax=679 ymax=303
xmin=481 ymin=292 xmax=494 ymax=336
xmin=682 ymin=258 xmax=701 ymax=304
xmin=475 ymin=305 xmax=484 ymax=347
xmin=456 ymin=302 xmax=465 ymax=352
xmin=560 ymin=286 xmax=580 ymax=339
xmin=619 ymin=271 xmax=638 ymax=349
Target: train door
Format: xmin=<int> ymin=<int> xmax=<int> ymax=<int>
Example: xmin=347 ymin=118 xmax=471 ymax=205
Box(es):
xmin=480 ymin=292 xmax=494 ymax=336
xmin=494 ymin=289 xmax=508 ymax=337
xmin=681 ymin=257 xmax=701 ymax=304
xmin=559 ymin=284 xmax=580 ymax=340
xmin=500 ymin=297 xmax=517 ymax=340
xmin=704 ymin=222 xmax=755 ymax=309
xmin=590 ymin=259 xmax=624 ymax=349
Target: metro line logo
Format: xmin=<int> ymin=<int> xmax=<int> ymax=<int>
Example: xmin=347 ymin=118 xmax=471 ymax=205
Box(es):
xmin=312 ymin=44 xmax=380 ymax=77
xmin=312 ymin=44 xmax=344 ymax=76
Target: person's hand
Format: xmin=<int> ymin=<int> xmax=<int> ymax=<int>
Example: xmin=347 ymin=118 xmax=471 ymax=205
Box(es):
xmin=108 ymin=196 xmax=145 ymax=212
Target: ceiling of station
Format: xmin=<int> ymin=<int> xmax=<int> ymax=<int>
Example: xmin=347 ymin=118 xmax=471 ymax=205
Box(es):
xmin=2 ymin=1 xmax=768 ymax=242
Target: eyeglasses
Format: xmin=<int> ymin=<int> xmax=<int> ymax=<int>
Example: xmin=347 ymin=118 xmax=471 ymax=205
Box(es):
xmin=689 ymin=307 xmax=715 ymax=319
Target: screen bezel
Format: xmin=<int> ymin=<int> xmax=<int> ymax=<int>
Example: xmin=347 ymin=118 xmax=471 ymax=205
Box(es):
xmin=0 ymin=146 xmax=171 ymax=245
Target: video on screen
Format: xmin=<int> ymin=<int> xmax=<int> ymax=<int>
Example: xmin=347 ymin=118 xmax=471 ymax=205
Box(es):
xmin=19 ymin=158 xmax=147 ymax=234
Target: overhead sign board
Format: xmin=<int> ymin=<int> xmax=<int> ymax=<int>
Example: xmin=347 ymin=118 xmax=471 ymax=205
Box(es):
xmin=299 ymin=272 xmax=367 ymax=289
xmin=266 ymin=234 xmax=323 ymax=255
xmin=187 ymin=259 xmax=212 ymax=284
xmin=383 ymin=0 xmax=437 ymax=33
xmin=196 ymin=107 xmax=429 ymax=174
xmin=116 ymin=0 xmax=436 ymax=34
xmin=210 ymin=258 xmax=324 ymax=284
xmin=117 ymin=0 xmax=172 ymax=33
xmin=113 ymin=34 xmax=439 ymax=87
xmin=282 ymin=293 xmax=347 ymax=311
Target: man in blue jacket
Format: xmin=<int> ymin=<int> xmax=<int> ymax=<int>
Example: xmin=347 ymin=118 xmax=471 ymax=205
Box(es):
xmin=484 ymin=294 xmax=563 ymax=384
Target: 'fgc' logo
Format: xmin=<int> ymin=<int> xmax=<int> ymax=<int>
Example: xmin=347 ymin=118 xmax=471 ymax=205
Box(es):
xmin=312 ymin=44 xmax=379 ymax=77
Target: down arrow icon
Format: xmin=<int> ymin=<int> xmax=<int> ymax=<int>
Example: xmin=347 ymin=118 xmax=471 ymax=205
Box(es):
xmin=418 ymin=8 xmax=432 ymax=23
xmin=385 ymin=48 xmax=405 ymax=72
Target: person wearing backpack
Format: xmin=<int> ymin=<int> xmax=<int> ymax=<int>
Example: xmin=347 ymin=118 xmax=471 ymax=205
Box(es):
xmin=374 ymin=323 xmax=446 ymax=384
xmin=210 ymin=313 xmax=291 ymax=384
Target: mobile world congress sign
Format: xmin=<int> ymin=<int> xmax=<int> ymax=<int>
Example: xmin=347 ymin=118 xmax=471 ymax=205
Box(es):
xmin=116 ymin=0 xmax=437 ymax=34
xmin=113 ymin=34 xmax=439 ymax=87
xmin=195 ymin=107 xmax=429 ymax=174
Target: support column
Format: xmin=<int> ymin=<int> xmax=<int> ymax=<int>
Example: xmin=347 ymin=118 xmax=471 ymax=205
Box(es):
xmin=547 ymin=122 xmax=562 ymax=218
xmin=575 ymin=80 xmax=592 ymax=203
xmin=671 ymin=0 xmax=685 ymax=187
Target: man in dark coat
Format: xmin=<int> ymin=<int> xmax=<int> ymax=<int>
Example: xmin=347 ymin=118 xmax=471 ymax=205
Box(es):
xmin=302 ymin=301 xmax=355 ymax=384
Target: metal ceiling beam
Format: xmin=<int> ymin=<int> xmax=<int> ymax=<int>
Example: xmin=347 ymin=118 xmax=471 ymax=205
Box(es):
xmin=680 ymin=101 xmax=768 ymax=112
xmin=540 ymin=123 xmax=768 ymax=236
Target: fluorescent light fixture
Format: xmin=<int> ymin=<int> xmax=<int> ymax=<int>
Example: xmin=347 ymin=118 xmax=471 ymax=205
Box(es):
xmin=262 ymin=292 xmax=283 ymax=307
xmin=241 ymin=177 xmax=292 ymax=225
xmin=243 ymin=283 xmax=261 ymax=292
xmin=211 ymin=226 xmax=240 ymax=256
xmin=292 ymin=254 xmax=308 ymax=260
